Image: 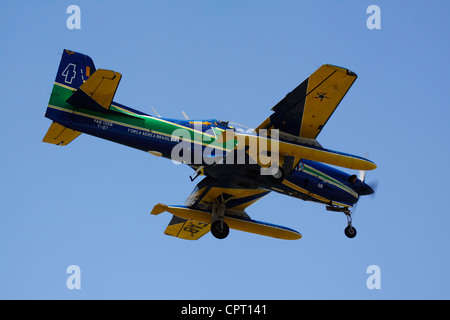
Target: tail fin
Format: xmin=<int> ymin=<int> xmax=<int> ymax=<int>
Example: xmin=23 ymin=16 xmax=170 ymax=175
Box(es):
xmin=53 ymin=48 xmax=122 ymax=114
xmin=55 ymin=49 xmax=96 ymax=90
xmin=43 ymin=49 xmax=123 ymax=146
xmin=43 ymin=49 xmax=96 ymax=146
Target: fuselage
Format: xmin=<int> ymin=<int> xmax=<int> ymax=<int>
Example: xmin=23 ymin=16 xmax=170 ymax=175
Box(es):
xmin=45 ymin=82 xmax=372 ymax=210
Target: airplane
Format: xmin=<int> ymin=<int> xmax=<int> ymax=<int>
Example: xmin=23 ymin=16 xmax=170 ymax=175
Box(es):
xmin=42 ymin=49 xmax=377 ymax=241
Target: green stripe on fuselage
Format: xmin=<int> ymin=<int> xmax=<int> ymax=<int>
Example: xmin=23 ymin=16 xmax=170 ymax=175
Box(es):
xmin=48 ymin=83 xmax=236 ymax=151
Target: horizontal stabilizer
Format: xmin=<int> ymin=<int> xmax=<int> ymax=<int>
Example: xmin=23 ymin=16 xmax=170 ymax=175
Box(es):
xmin=151 ymin=203 xmax=302 ymax=240
xmin=66 ymin=69 xmax=122 ymax=113
xmin=42 ymin=122 xmax=82 ymax=146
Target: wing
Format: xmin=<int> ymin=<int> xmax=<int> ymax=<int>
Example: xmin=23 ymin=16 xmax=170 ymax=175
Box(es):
xmin=164 ymin=215 xmax=211 ymax=240
xmin=156 ymin=176 xmax=270 ymax=240
xmin=153 ymin=203 xmax=301 ymax=240
xmin=256 ymin=64 xmax=357 ymax=139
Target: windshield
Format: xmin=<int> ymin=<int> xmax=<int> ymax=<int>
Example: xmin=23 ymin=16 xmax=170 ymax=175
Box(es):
xmin=220 ymin=120 xmax=255 ymax=133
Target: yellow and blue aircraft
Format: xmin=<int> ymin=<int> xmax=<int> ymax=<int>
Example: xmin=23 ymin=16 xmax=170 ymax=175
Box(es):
xmin=43 ymin=49 xmax=376 ymax=240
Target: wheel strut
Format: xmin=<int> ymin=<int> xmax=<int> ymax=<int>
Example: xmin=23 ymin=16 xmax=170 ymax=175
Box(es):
xmin=326 ymin=205 xmax=358 ymax=238
xmin=344 ymin=210 xmax=357 ymax=238
xmin=210 ymin=194 xmax=232 ymax=239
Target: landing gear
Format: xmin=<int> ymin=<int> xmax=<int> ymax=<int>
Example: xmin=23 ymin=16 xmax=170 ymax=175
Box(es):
xmin=210 ymin=194 xmax=233 ymax=239
xmin=344 ymin=225 xmax=357 ymax=238
xmin=211 ymin=220 xmax=230 ymax=239
xmin=326 ymin=205 xmax=357 ymax=239
xmin=344 ymin=210 xmax=357 ymax=239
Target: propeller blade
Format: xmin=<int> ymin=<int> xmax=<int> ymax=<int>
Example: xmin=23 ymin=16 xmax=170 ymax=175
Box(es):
xmin=367 ymin=180 xmax=378 ymax=199
xmin=151 ymin=106 xmax=161 ymax=117
xmin=358 ymin=170 xmax=366 ymax=182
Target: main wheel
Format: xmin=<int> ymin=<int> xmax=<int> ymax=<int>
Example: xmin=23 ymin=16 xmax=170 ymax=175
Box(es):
xmin=211 ymin=220 xmax=230 ymax=239
xmin=344 ymin=225 xmax=357 ymax=238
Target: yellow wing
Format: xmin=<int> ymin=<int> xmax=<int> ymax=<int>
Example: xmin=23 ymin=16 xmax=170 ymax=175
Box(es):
xmin=164 ymin=216 xmax=211 ymax=240
xmin=155 ymin=177 xmax=271 ymax=240
xmin=256 ymin=64 xmax=357 ymax=139
xmin=152 ymin=204 xmax=301 ymax=240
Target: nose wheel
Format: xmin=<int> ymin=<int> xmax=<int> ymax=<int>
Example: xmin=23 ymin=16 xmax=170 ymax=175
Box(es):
xmin=344 ymin=210 xmax=357 ymax=238
xmin=326 ymin=205 xmax=358 ymax=238
xmin=344 ymin=225 xmax=357 ymax=238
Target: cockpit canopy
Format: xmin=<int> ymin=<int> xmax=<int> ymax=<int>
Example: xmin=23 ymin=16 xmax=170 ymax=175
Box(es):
xmin=176 ymin=119 xmax=255 ymax=133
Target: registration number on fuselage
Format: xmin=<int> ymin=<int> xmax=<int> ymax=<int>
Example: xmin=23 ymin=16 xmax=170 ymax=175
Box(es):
xmin=94 ymin=119 xmax=113 ymax=130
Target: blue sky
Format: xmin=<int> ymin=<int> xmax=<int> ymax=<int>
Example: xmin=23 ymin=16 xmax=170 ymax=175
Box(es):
xmin=1 ymin=1 xmax=449 ymax=299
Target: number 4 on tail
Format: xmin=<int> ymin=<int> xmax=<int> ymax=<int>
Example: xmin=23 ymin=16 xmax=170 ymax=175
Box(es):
xmin=62 ymin=64 xmax=76 ymax=84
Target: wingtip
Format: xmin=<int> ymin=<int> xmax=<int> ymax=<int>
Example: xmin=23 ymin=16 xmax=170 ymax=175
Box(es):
xmin=150 ymin=203 xmax=169 ymax=215
xmin=324 ymin=63 xmax=358 ymax=78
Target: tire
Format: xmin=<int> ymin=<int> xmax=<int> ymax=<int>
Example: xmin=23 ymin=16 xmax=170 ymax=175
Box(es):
xmin=211 ymin=220 xmax=230 ymax=239
xmin=344 ymin=225 xmax=357 ymax=238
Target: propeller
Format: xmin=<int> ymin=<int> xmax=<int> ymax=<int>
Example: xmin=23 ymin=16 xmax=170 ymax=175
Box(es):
xmin=356 ymin=153 xmax=377 ymax=198
xmin=343 ymin=154 xmax=378 ymax=238
xmin=349 ymin=158 xmax=378 ymax=221
xmin=358 ymin=169 xmax=366 ymax=184
xmin=357 ymin=169 xmax=378 ymax=198
xmin=151 ymin=106 xmax=161 ymax=117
